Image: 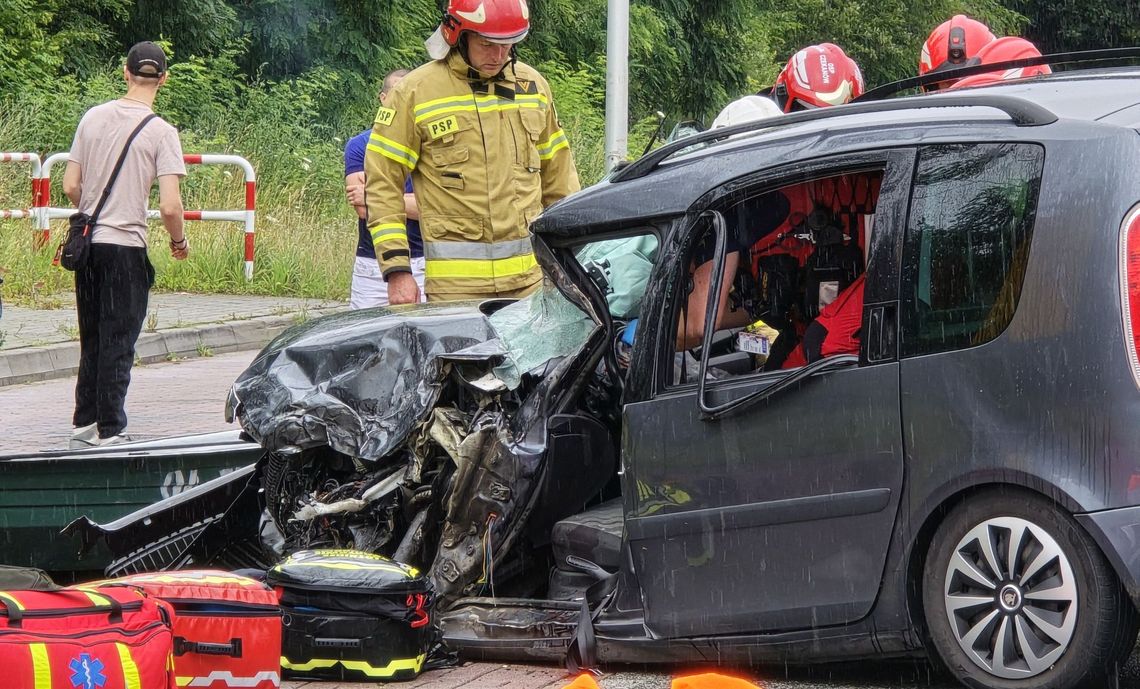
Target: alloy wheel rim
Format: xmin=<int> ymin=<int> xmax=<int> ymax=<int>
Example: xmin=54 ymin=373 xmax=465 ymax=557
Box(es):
xmin=943 ymin=515 xmax=1078 ymax=679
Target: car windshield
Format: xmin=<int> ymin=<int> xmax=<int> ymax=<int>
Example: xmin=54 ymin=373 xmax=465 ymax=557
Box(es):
xmin=487 ymin=234 xmax=659 ymax=388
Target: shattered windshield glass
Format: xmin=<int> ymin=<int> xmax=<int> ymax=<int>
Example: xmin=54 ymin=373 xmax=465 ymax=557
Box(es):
xmin=487 ymin=284 xmax=595 ymax=390
xmin=486 ymin=234 xmax=660 ymax=389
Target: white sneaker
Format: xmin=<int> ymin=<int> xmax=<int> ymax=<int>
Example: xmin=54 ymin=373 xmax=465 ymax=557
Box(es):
xmin=96 ymin=433 xmax=133 ymax=447
xmin=69 ymin=423 xmax=99 ymax=450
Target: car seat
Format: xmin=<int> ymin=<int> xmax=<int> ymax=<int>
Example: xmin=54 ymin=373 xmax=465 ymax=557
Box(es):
xmin=548 ymin=499 xmax=624 ymax=601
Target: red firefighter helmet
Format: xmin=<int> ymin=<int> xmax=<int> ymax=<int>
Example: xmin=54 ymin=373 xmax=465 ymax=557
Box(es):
xmin=427 ymin=0 xmax=530 ymax=59
xmin=773 ymin=43 xmax=864 ymax=112
xmin=948 ymin=36 xmax=1052 ymax=90
xmin=919 ymin=15 xmax=996 ymax=78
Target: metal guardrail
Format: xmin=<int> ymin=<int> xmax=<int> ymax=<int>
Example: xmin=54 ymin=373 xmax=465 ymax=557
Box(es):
xmin=38 ymin=153 xmax=259 ymax=280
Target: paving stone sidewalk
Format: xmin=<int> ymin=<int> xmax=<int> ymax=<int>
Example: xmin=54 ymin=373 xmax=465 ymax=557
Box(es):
xmin=0 ymin=291 xmax=343 ymax=386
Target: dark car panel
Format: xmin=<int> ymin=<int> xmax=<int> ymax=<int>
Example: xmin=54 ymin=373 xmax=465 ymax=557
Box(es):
xmin=618 ymin=146 xmax=923 ymax=638
xmin=624 ymin=359 xmax=904 ymax=637
xmin=898 ymin=133 xmax=1140 ymax=518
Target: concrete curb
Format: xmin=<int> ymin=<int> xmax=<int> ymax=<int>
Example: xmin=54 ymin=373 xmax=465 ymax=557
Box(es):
xmin=0 ymin=310 xmax=337 ymax=388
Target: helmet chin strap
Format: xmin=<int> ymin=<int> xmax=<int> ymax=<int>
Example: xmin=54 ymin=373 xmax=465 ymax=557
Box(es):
xmin=458 ymin=33 xmax=515 ymax=88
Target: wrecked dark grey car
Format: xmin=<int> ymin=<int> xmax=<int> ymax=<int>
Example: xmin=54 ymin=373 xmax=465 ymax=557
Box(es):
xmin=72 ymin=67 xmax=1140 ymax=689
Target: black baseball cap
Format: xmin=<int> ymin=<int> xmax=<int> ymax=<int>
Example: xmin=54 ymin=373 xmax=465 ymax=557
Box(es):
xmin=126 ymin=42 xmax=167 ymax=78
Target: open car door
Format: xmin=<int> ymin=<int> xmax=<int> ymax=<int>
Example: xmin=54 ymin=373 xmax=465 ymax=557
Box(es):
xmin=621 ymin=150 xmax=913 ymax=638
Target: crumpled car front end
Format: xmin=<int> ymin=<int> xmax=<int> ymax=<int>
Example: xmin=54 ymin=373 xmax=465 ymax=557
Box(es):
xmin=230 ymin=243 xmax=615 ymax=604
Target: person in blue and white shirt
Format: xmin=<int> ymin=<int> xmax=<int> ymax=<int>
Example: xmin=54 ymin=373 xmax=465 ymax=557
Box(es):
xmin=344 ymin=69 xmax=426 ymax=307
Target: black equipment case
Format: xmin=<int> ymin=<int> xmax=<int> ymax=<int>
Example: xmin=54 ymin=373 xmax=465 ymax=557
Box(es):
xmin=267 ymin=549 xmax=433 ymax=681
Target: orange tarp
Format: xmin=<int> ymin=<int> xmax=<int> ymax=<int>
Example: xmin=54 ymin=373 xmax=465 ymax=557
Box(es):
xmin=673 ymin=673 xmax=761 ymax=689
xmin=563 ymin=674 xmax=602 ymax=689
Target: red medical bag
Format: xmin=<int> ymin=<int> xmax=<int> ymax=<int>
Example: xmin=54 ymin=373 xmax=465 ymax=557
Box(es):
xmin=93 ymin=570 xmax=281 ymax=689
xmin=0 ymin=586 xmax=176 ymax=689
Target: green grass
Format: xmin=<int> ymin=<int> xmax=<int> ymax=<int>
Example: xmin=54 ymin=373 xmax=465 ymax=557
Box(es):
xmin=0 ymin=211 xmax=355 ymax=304
xmin=0 ymin=71 xmax=648 ymax=303
xmin=0 ymin=146 xmax=356 ymax=303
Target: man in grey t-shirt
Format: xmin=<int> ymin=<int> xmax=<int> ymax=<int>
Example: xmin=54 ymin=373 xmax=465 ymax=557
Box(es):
xmin=62 ymin=41 xmax=189 ymax=448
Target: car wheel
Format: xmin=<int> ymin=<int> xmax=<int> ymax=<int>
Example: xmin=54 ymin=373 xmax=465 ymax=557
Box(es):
xmin=921 ymin=490 xmax=1138 ymax=689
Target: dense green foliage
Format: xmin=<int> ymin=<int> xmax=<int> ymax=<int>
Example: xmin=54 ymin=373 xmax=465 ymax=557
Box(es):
xmin=0 ymin=0 xmax=1131 ymax=301
xmin=0 ymin=0 xmax=1078 ymax=127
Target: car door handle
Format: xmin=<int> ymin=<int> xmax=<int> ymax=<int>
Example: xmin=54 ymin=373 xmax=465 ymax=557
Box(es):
xmin=866 ymin=303 xmax=896 ymax=363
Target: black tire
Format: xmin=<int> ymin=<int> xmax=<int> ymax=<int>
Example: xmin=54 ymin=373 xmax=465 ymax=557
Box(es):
xmin=921 ymin=489 xmax=1138 ymax=689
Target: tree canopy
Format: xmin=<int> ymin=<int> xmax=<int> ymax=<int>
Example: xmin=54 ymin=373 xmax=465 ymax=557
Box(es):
xmin=0 ymin=0 xmax=1133 ymax=183
xmin=3 ymin=0 xmax=1124 ymax=122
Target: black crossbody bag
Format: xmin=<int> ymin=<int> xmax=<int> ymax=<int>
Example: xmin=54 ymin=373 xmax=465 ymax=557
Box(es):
xmin=56 ymin=113 xmax=157 ymax=271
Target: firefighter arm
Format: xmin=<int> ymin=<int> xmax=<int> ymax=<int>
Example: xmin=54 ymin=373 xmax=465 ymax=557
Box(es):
xmin=364 ymin=89 xmax=421 ymax=280
xmin=537 ymin=102 xmax=581 ymax=208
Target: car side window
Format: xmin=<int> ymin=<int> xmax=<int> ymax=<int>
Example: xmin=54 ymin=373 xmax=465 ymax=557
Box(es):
xmin=900 ymin=144 xmax=1044 ymax=357
xmin=668 ymin=168 xmax=884 ymax=385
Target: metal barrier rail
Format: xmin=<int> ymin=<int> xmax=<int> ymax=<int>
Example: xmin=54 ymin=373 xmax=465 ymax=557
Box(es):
xmin=0 ymin=153 xmax=46 ymax=245
xmin=39 ymin=152 xmax=258 ymax=280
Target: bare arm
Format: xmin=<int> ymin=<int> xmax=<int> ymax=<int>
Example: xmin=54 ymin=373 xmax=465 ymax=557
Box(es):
xmin=346 ymin=171 xmax=366 ymax=220
xmin=63 ymin=161 xmax=82 ymax=206
xmin=677 ymin=252 xmax=741 ymax=350
xmin=158 ymin=174 xmax=188 ymax=259
xmin=404 ymin=192 xmax=419 ymax=221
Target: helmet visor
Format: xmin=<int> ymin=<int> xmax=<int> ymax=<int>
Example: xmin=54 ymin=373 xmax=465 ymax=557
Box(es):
xmin=480 ymin=29 xmax=529 ymax=45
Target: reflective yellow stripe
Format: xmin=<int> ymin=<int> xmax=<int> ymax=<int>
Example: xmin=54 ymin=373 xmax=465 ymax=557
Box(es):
xmin=30 ymin=643 xmax=51 ymax=689
xmin=118 ymin=573 xmax=261 ymax=587
xmin=415 ymin=103 xmax=477 ymax=124
xmin=423 ymin=237 xmax=532 ymax=261
xmin=367 ymin=134 xmax=418 ymax=171
xmin=281 ymin=561 xmax=417 ymax=576
xmin=537 ymin=130 xmax=570 ymax=160
xmin=370 ymin=223 xmax=407 ymax=242
xmin=415 ymin=92 xmax=547 ymax=114
xmin=414 ymin=93 xmax=477 ymax=115
xmin=72 ymin=588 xmax=113 ymax=608
xmin=117 ymin=643 xmax=141 ymax=689
xmin=425 ymin=253 xmax=539 ymax=280
xmin=413 ymin=93 xmax=547 ymax=124
xmin=0 ymin=591 xmax=24 ymax=611
xmin=281 ymin=654 xmax=425 ymax=678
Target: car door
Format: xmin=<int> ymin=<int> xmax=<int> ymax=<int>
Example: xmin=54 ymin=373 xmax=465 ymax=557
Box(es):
xmin=622 ymin=150 xmax=913 ymax=638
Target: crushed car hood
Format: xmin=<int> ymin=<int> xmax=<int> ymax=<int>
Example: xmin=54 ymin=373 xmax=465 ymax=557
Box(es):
xmin=232 ymin=303 xmax=501 ymax=461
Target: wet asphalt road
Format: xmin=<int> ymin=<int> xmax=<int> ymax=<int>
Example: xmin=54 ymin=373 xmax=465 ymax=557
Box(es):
xmin=619 ymin=651 xmax=1140 ymax=688
xmin=601 ymin=653 xmax=1140 ymax=688
xmin=285 ymin=652 xmax=1140 ymax=688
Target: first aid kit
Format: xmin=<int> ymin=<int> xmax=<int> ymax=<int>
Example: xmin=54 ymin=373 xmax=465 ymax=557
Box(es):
xmin=91 ymin=570 xmax=281 ymax=689
xmin=0 ymin=586 xmax=176 ymax=689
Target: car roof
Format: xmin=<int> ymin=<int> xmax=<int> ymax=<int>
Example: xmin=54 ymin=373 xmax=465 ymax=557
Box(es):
xmin=534 ymin=69 xmax=1140 ymax=240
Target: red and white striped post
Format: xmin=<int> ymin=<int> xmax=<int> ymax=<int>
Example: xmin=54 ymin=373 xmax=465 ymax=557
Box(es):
xmin=0 ymin=152 xmax=46 ymax=247
xmin=39 ymin=152 xmax=258 ymax=280
xmin=186 ymin=154 xmax=256 ymax=281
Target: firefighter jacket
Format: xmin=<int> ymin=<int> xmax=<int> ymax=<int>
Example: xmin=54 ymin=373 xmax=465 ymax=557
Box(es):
xmin=364 ymin=51 xmax=581 ymax=300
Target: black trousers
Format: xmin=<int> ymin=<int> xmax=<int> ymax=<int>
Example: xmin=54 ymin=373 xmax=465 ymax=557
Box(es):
xmin=73 ymin=243 xmax=154 ymax=438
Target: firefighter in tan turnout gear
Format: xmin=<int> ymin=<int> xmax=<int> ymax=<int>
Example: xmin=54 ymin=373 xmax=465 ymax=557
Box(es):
xmin=364 ymin=0 xmax=580 ymax=304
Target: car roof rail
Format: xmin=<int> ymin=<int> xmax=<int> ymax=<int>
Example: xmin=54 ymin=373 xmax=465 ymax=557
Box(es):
xmin=610 ymin=94 xmax=1057 ymax=183
xmin=860 ymin=47 xmax=1140 ymax=101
